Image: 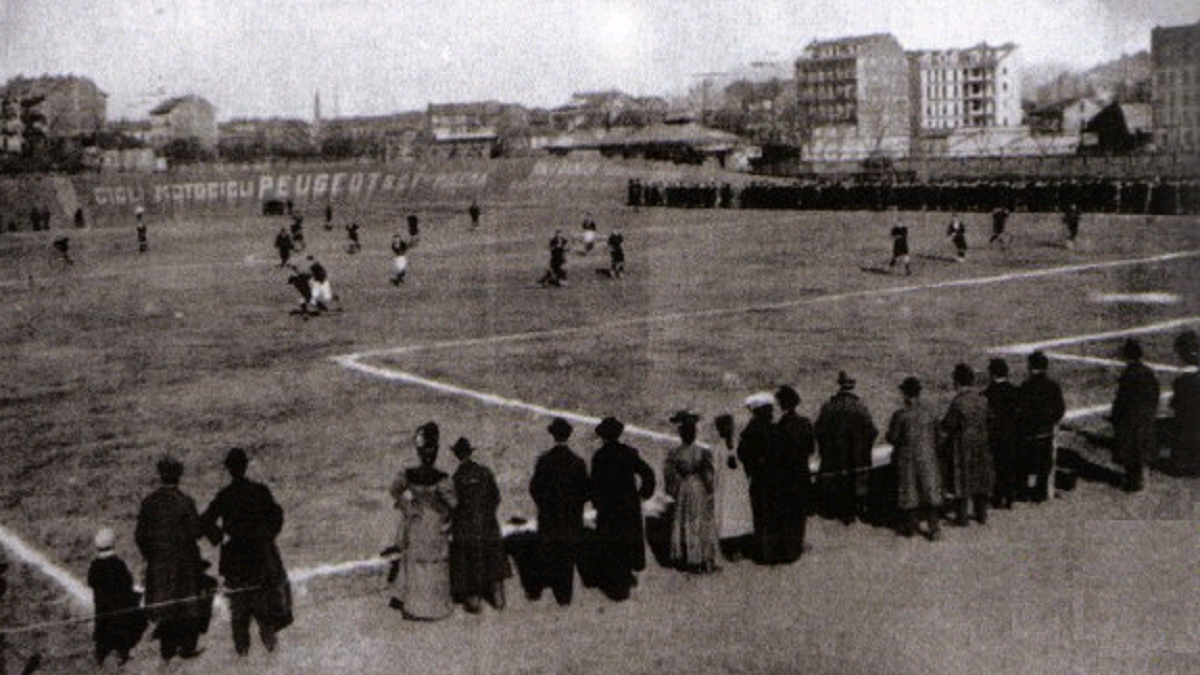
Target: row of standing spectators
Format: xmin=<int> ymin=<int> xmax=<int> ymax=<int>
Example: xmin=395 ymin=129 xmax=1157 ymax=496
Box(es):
xmin=629 ymin=178 xmax=1200 ymax=215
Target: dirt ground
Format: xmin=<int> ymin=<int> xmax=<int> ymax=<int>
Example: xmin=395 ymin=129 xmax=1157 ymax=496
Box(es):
xmin=1 ymin=200 xmax=1198 ymax=673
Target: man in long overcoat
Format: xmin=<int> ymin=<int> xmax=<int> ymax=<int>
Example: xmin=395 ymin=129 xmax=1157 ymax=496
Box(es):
xmin=771 ymin=386 xmax=815 ymax=563
xmin=737 ymin=393 xmax=775 ymax=563
xmin=528 ymin=417 xmax=591 ymax=606
xmin=940 ymin=364 xmax=994 ymax=525
xmin=590 ymin=416 xmax=656 ymax=601
xmin=1016 ymin=352 xmax=1065 ymax=502
xmin=1111 ymin=339 xmax=1161 ymax=492
xmin=984 ymin=358 xmax=1021 ymax=509
xmin=1170 ymin=331 xmax=1200 ymax=475
xmin=449 ymin=437 xmax=511 ymax=613
xmin=200 ymin=448 xmax=288 ymax=656
xmin=815 ymin=372 xmax=879 ymax=524
xmin=885 ymin=377 xmax=942 ymax=541
xmin=135 ymin=456 xmax=209 ymax=662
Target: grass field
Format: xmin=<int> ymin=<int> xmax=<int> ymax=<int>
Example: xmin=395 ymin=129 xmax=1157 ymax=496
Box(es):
xmin=2 ymin=197 xmax=1199 ymax=672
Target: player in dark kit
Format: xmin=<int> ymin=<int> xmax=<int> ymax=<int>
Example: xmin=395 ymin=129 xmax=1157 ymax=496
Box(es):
xmin=468 ymin=201 xmax=481 ymax=230
xmin=989 ymin=207 xmax=1010 ymax=251
xmin=889 ymin=220 xmax=910 ymax=275
xmin=289 ymin=214 xmax=305 ymax=252
xmin=407 ymin=213 xmax=420 ymax=245
xmin=606 ymin=230 xmax=625 ymax=278
xmin=1062 ymin=203 xmax=1081 ymax=248
xmin=346 ymin=222 xmax=361 ymax=254
xmin=539 ymin=230 xmax=569 ymax=287
xmin=53 ymin=236 xmax=73 ymax=265
xmin=274 ymin=227 xmax=293 ymax=267
xmin=946 ymin=214 xmax=967 ymax=262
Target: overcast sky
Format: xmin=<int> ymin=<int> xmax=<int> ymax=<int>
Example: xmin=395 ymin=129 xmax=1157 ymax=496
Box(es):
xmin=1 ymin=0 xmax=1196 ymax=121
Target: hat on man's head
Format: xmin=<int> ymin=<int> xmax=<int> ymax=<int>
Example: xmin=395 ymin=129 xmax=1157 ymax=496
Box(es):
xmin=548 ymin=417 xmax=573 ymax=440
xmin=156 ymin=455 xmax=184 ymax=484
xmin=450 ymin=437 xmax=473 ymax=458
xmin=837 ymin=371 xmax=856 ymax=389
xmin=224 ymin=447 xmax=249 ymax=475
xmin=775 ymin=385 xmax=801 ymax=410
xmin=743 ymin=392 xmax=774 ymax=410
xmin=1120 ymin=338 xmax=1143 ymax=361
xmin=94 ymin=527 xmax=115 ymax=553
xmin=596 ymin=416 xmax=625 ymax=440
xmin=669 ymin=410 xmax=701 ymax=426
xmin=899 ymin=376 xmax=922 ymax=397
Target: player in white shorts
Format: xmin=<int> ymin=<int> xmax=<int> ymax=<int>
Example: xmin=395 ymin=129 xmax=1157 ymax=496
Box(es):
xmin=391 ymin=233 xmax=409 ymax=285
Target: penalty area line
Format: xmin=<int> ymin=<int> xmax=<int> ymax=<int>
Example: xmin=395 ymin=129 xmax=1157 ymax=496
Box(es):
xmin=989 ymin=316 xmax=1200 ymax=355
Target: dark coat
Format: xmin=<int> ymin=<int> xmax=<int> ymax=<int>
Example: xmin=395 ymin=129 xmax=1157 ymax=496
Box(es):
xmin=135 ymin=486 xmax=208 ymax=624
xmin=815 ymin=392 xmax=879 ymax=473
xmin=1111 ymin=361 xmax=1161 ymax=467
xmin=88 ymin=555 xmax=148 ymax=654
xmin=1017 ymin=374 xmax=1065 ymax=438
xmin=590 ymin=440 xmax=656 ymax=574
xmin=940 ymin=389 xmax=994 ymax=498
xmin=200 ymin=477 xmax=284 ymax=587
xmin=984 ymin=380 xmax=1021 ymax=468
xmin=450 ymin=460 xmax=512 ymax=597
xmin=769 ymin=411 xmax=815 ymax=561
xmin=529 ymin=445 xmax=590 ymax=543
xmin=1171 ymin=370 xmax=1200 ymax=473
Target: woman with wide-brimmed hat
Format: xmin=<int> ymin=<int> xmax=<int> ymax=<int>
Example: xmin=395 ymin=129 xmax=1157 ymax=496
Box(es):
xmin=387 ymin=422 xmax=458 ymax=620
xmin=663 ymin=410 xmax=718 ymax=574
xmin=590 ymin=416 xmax=656 ymax=601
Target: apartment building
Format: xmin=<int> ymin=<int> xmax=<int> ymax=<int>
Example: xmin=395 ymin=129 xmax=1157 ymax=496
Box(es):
xmin=1151 ymin=20 xmax=1200 ymax=151
xmin=795 ymin=33 xmax=910 ymax=161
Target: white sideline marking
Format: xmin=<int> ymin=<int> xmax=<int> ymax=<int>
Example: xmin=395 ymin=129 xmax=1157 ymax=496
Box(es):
xmin=359 ymin=250 xmax=1200 ymax=358
xmin=1089 ymin=292 xmax=1180 ymax=305
xmin=12 ymin=251 xmax=1198 ymax=619
xmin=989 ymin=317 xmax=1200 ymax=355
xmin=332 ymin=355 xmax=681 ymax=447
xmin=0 ymin=522 xmax=91 ymax=611
xmin=1042 ymin=352 xmax=1185 ymax=374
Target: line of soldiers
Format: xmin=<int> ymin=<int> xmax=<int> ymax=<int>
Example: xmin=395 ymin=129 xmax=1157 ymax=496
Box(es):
xmin=630 ymin=178 xmax=1200 ymax=215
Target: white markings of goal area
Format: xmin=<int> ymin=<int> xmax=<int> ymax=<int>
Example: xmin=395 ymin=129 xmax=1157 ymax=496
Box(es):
xmin=989 ymin=316 xmax=1200 ymax=420
xmin=5 ymin=250 xmax=1198 ymax=624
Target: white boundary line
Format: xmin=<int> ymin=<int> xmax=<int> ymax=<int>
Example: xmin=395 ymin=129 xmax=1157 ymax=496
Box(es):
xmin=989 ymin=316 xmax=1200 ymax=355
xmin=358 ymin=250 xmax=1200 ymax=358
xmin=8 ymin=250 xmax=1199 ymax=625
xmin=1041 ymin=352 xmax=1185 ymax=374
xmin=0 ymin=522 xmax=91 ymax=611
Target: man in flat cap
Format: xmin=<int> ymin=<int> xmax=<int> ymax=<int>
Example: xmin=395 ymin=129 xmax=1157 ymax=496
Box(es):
xmin=529 ymin=418 xmax=591 ymax=606
xmin=815 ymin=372 xmax=879 ymax=524
xmin=590 ymin=416 xmax=656 ymax=600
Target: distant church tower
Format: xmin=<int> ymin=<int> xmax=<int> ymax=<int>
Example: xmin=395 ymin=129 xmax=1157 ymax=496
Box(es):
xmin=311 ymin=90 xmax=323 ymax=146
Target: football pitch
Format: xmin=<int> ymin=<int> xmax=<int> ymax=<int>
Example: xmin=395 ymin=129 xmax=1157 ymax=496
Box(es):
xmin=1 ymin=200 xmax=1198 ymax=671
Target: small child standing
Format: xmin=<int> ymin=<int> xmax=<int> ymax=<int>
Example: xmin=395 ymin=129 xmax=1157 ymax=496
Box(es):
xmin=87 ymin=527 xmax=147 ymax=666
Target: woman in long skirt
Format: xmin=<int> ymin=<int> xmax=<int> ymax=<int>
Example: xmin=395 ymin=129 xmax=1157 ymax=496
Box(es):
xmin=388 ymin=422 xmax=457 ymax=620
xmin=663 ymin=411 xmax=718 ymax=573
xmin=714 ymin=411 xmax=754 ymax=560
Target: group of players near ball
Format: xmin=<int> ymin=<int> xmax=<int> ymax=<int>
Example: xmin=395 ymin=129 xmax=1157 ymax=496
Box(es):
xmin=887 ymin=202 xmax=1084 ymax=274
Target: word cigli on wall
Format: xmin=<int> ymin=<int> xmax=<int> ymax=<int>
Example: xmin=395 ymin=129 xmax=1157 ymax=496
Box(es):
xmin=84 ymin=164 xmax=496 ymax=214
